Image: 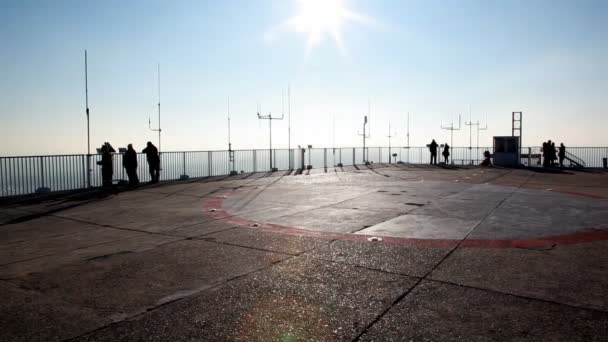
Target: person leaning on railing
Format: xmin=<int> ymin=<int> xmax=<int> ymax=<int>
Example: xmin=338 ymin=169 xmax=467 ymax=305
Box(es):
xmin=142 ymin=142 xmax=160 ymax=184
xmin=97 ymin=142 xmax=115 ymax=188
xmin=123 ymin=144 xmax=139 ymax=187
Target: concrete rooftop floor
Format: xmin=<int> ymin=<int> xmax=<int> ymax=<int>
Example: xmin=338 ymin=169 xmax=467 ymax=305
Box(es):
xmin=1 ymin=164 xmax=608 ymax=341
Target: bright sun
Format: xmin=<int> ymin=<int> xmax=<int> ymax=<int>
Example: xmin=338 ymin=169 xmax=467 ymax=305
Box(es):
xmin=286 ymin=0 xmax=369 ymax=52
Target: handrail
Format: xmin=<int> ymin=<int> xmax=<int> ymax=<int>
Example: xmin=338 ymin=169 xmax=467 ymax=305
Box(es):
xmin=1 ymin=146 xmax=606 ymax=198
xmin=565 ymin=151 xmax=586 ymax=167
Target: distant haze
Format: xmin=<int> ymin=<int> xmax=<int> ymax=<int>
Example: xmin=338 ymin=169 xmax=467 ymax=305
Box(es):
xmin=1 ymin=0 xmax=607 ymax=156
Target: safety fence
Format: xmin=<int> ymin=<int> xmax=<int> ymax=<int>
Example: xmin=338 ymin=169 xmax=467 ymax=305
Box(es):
xmin=1 ymin=146 xmax=606 ymax=197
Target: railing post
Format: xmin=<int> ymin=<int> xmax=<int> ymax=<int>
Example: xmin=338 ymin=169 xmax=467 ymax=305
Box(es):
xmin=528 ymin=147 xmax=531 ymax=167
xmin=39 ymin=156 xmax=45 ymax=188
xmin=81 ymin=155 xmax=86 ymax=188
xmin=208 ymin=151 xmax=212 ymax=176
xmin=183 ymin=152 xmax=186 ymax=176
xmin=253 ymin=150 xmax=257 ymax=173
xmin=324 ymin=148 xmax=327 ymax=173
xmin=339 ymin=148 xmax=342 ymax=165
xmin=353 ymin=148 xmax=355 ymax=165
xmin=86 ymin=154 xmax=91 ymax=188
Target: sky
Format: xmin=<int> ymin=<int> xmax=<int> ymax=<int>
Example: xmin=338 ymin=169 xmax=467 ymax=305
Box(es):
xmin=1 ymin=0 xmax=607 ymax=156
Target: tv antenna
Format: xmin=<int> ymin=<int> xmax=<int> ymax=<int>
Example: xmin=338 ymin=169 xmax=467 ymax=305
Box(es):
xmin=406 ymin=112 xmax=410 ymax=149
xmin=287 ymin=84 xmax=292 ymax=169
xmin=149 ymin=63 xmax=162 ymax=154
xmin=84 ymin=49 xmax=91 ymax=188
xmin=227 ymin=97 xmax=238 ymax=175
xmin=257 ymin=98 xmax=284 ymax=172
xmin=466 ymin=117 xmax=488 ymax=163
xmin=357 ymin=100 xmax=371 ymax=164
xmin=387 ymin=121 xmax=398 ymax=163
xmin=441 ymin=114 xmax=461 ymax=163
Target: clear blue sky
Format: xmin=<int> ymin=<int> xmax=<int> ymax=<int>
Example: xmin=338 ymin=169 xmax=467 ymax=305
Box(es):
xmin=1 ymin=0 xmax=606 ymax=156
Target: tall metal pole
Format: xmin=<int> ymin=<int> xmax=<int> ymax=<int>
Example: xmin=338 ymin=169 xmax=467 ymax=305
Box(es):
xmin=468 ymin=106 xmax=472 ymax=161
xmin=157 ymin=63 xmax=161 ymax=154
xmin=269 ymin=116 xmax=272 ymax=170
xmin=357 ymin=115 xmax=369 ymax=163
xmin=406 ymin=112 xmax=410 ymax=163
xmin=228 ymin=97 xmax=237 ymax=175
xmin=257 ymin=101 xmax=284 ymax=171
xmin=441 ymin=114 xmax=461 ymax=164
xmin=387 ymin=122 xmax=397 ymax=163
xmin=407 ymin=112 xmax=410 ymax=149
xmin=466 ymin=117 xmax=488 ymax=163
xmin=148 ymin=64 xmax=162 ymax=171
xmin=288 ymin=84 xmax=291 ymax=169
xmin=84 ymin=50 xmax=91 ymax=188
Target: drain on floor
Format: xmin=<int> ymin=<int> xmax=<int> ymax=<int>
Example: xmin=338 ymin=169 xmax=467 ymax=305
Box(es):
xmin=367 ymin=236 xmax=383 ymax=242
xmin=208 ymin=208 xmax=218 ymax=212
xmin=249 ymin=223 xmax=261 ymax=227
xmin=377 ymin=190 xmax=388 ymax=193
xmin=405 ymin=203 xmax=425 ymax=207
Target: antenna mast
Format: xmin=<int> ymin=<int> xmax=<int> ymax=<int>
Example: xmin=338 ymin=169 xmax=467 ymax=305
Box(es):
xmin=257 ymin=97 xmax=284 ymax=172
xmin=387 ymin=122 xmax=397 ymax=163
xmin=357 ymin=101 xmax=371 ymax=164
xmin=228 ymin=97 xmax=237 ymax=175
xmin=466 ymin=117 xmax=488 ymax=164
xmin=441 ymin=114 xmax=461 ymax=164
xmin=84 ymin=50 xmax=91 ymax=188
xmin=288 ymin=84 xmax=291 ymax=169
xmin=149 ymin=63 xmax=162 ymax=154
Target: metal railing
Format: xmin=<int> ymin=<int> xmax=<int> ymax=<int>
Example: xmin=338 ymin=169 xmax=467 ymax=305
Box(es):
xmin=1 ymin=146 xmax=606 ymax=197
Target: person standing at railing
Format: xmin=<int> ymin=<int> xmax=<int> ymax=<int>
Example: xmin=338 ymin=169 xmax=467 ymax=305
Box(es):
xmin=142 ymin=141 xmax=160 ymax=184
xmin=558 ymin=143 xmax=566 ymax=167
xmin=442 ymin=143 xmax=450 ymax=164
xmin=550 ymin=141 xmax=557 ymax=167
xmin=97 ymin=142 xmax=114 ymax=188
xmin=429 ymin=139 xmax=438 ymax=165
xmin=123 ymin=144 xmax=139 ymax=186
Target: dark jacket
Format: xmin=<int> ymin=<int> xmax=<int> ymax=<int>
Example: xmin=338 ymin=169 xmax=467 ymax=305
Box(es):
xmin=142 ymin=145 xmax=160 ymax=164
xmin=429 ymin=141 xmax=438 ymax=154
xmin=123 ymin=149 xmax=138 ymax=169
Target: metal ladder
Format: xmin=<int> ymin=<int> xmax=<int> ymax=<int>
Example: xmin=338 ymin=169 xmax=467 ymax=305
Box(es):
xmin=564 ymin=151 xmax=586 ymax=168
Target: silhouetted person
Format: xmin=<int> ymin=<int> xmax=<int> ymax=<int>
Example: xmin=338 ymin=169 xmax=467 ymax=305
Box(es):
xmin=429 ymin=139 xmax=438 ymax=165
xmin=442 ymin=143 xmax=450 ymax=164
xmin=481 ymin=150 xmax=492 ymax=167
xmin=142 ymin=141 xmax=160 ymax=183
xmin=123 ymin=144 xmax=139 ymax=186
xmin=542 ymin=141 xmax=549 ymax=167
xmin=550 ymin=141 xmax=557 ymax=167
xmin=558 ymin=143 xmax=566 ymax=167
xmin=97 ymin=142 xmax=114 ymax=188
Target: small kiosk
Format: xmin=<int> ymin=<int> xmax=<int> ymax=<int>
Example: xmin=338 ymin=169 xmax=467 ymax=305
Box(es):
xmin=493 ymin=136 xmax=520 ymax=167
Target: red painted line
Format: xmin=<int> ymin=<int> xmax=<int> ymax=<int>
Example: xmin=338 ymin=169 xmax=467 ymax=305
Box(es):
xmin=553 ymin=190 xmax=608 ymax=200
xmin=202 ymin=189 xmax=608 ymax=249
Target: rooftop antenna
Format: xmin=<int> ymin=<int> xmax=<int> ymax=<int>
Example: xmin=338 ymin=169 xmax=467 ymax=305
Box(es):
xmin=357 ymin=100 xmax=371 ymax=164
xmin=466 ymin=107 xmax=488 ymax=164
xmin=407 ymin=112 xmax=410 ymax=149
xmin=149 ymin=63 xmax=162 ymax=155
xmin=84 ymin=49 xmax=91 ymax=188
xmin=228 ymin=97 xmax=238 ymax=175
xmin=288 ymin=84 xmax=292 ymax=170
xmin=441 ymin=114 xmax=461 ymax=164
xmin=466 ymin=116 xmax=488 ymax=163
xmin=465 ymin=105 xmax=473 ymax=163
xmin=257 ymin=96 xmax=284 ymax=172
xmin=387 ymin=121 xmax=398 ymax=163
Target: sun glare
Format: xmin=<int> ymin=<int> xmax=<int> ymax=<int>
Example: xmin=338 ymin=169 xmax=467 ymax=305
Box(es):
xmin=289 ymin=0 xmax=346 ymax=47
xmin=285 ymin=0 xmax=370 ymax=53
